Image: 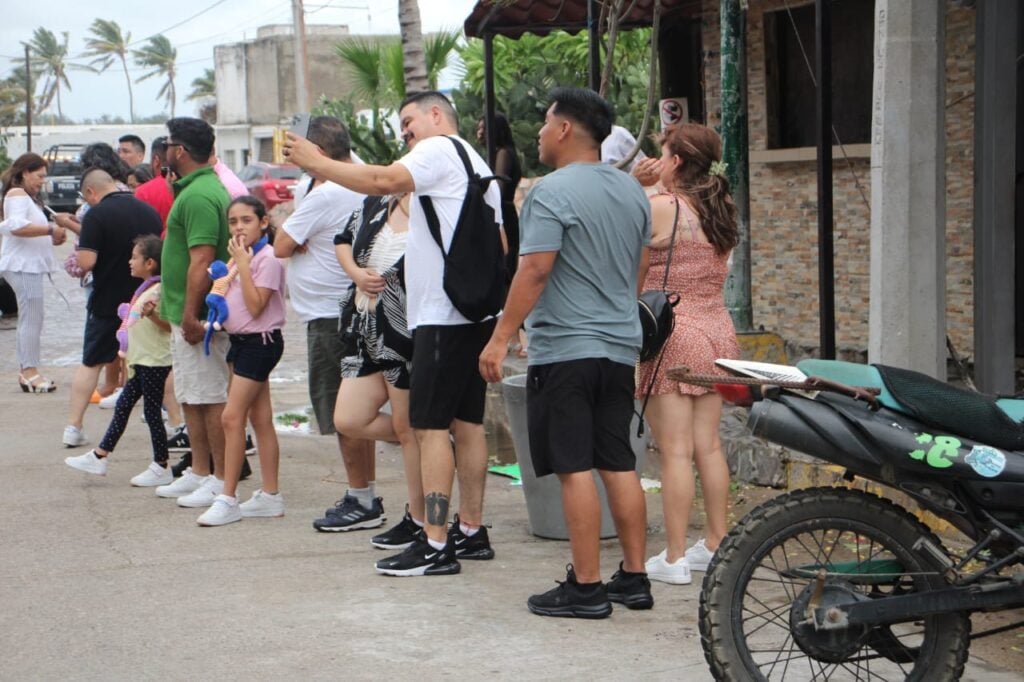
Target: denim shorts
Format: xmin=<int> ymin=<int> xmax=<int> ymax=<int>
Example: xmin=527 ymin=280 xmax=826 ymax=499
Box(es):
xmin=227 ymin=330 xmax=284 ymax=382
xmin=82 ymin=312 xmax=121 ymax=367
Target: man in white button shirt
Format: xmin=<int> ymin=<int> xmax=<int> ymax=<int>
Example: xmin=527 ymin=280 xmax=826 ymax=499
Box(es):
xmin=273 ymin=117 xmax=377 ymax=530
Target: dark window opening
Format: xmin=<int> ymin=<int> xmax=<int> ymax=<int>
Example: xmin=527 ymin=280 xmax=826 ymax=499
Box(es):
xmin=764 ymin=0 xmax=875 ymax=149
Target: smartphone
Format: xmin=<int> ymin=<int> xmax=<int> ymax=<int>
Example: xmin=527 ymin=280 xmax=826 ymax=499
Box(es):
xmin=289 ymin=113 xmax=311 ymax=139
xmin=43 ymin=205 xmax=58 ymax=219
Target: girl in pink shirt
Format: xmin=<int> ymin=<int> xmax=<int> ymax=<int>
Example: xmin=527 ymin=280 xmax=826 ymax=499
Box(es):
xmin=198 ymin=196 xmax=287 ymax=526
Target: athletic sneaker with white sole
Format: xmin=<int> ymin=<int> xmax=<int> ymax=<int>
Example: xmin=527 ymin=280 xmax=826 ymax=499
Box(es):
xmin=176 ymin=475 xmax=224 ymax=508
xmin=98 ymin=388 xmax=123 ymax=409
xmin=130 ymin=462 xmax=173 ymax=487
xmin=197 ymin=494 xmax=242 ymax=526
xmin=64 ymin=450 xmax=107 ymax=475
xmin=239 ymin=489 xmax=285 ymax=518
xmin=684 ymin=538 xmax=714 ymax=571
xmin=645 ymin=549 xmax=693 ymax=585
xmin=375 ymin=538 xmax=461 ymax=577
xmin=62 ymin=425 xmax=89 ymax=448
xmin=155 ymin=468 xmax=204 ymax=498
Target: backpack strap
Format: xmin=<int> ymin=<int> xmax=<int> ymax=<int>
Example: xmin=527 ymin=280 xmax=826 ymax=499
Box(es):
xmin=421 ymin=136 xmax=505 ymax=257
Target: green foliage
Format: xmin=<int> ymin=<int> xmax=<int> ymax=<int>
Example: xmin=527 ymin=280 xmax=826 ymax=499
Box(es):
xmin=452 ymin=30 xmax=658 ymax=177
xmin=187 ymin=68 xmax=215 ymax=102
xmin=133 ymin=35 xmax=177 ymax=116
xmin=323 ymin=29 xmax=461 ymax=165
xmin=312 ymin=96 xmax=402 ymax=166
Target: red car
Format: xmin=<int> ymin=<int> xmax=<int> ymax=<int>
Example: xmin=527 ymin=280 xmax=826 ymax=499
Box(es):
xmin=238 ymin=162 xmax=302 ymax=209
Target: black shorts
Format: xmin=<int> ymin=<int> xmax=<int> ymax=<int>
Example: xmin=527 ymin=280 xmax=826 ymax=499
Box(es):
xmin=409 ymin=319 xmax=495 ymax=429
xmin=526 ymin=357 xmax=636 ymax=477
xmin=82 ymin=312 xmax=121 ymax=367
xmin=227 ymin=330 xmax=284 ymax=382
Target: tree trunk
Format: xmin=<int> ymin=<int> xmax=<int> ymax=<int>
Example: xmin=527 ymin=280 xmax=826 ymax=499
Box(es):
xmin=398 ymin=0 xmax=428 ymax=95
xmin=56 ymin=82 xmax=62 ymax=121
xmin=120 ymin=55 xmax=135 ymax=123
xmin=169 ymin=75 xmax=176 ymax=118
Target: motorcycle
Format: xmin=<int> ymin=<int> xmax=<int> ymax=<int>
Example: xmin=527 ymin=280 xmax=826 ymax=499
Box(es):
xmin=668 ymin=359 xmax=1024 ymax=681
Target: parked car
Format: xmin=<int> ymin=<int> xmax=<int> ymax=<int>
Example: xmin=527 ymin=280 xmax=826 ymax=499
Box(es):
xmin=41 ymin=144 xmax=86 ymax=213
xmin=238 ymin=162 xmax=302 ymax=209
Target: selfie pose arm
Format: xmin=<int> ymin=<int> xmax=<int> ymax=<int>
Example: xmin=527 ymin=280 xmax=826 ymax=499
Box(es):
xmin=284 ymin=133 xmax=414 ymax=196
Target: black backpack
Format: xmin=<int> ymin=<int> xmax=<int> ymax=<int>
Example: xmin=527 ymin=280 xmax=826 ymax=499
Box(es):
xmin=420 ymin=136 xmax=506 ymax=322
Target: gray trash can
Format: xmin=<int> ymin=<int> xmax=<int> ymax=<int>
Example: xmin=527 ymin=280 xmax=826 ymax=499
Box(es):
xmin=502 ymin=373 xmax=647 ymax=540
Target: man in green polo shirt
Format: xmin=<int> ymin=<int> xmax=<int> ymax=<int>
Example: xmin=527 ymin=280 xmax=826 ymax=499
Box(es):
xmin=155 ymin=117 xmax=233 ymax=508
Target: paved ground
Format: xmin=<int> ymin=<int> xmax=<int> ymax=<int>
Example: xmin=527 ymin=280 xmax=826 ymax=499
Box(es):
xmin=0 ymin=263 xmax=1020 ymax=680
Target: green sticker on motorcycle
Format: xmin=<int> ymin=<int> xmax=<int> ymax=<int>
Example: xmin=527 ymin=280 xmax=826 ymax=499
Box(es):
xmin=908 ymin=433 xmax=962 ymax=469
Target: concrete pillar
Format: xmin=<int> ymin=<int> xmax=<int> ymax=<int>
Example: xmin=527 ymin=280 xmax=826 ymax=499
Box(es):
xmin=868 ymin=0 xmax=946 ymax=378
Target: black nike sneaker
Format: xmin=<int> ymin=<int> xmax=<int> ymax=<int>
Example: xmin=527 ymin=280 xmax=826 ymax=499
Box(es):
xmin=375 ymin=538 xmax=461 ymax=577
xmin=447 ymin=513 xmax=495 ymax=560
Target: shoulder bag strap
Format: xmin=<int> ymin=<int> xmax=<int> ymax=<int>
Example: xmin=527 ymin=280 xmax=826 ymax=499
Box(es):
xmin=661 ymin=195 xmax=680 ymax=292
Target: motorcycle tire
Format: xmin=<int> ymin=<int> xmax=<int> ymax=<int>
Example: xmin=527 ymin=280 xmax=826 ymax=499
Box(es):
xmin=699 ymin=487 xmax=971 ymax=681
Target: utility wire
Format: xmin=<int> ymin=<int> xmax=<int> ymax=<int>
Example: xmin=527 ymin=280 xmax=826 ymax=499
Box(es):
xmin=126 ymin=0 xmax=235 ymax=47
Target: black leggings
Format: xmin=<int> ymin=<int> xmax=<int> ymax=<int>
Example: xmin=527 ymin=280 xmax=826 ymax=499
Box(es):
xmin=99 ymin=365 xmax=172 ymax=465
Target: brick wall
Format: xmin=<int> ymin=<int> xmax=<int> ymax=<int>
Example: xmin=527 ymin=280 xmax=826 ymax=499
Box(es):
xmin=698 ymin=0 xmax=976 ymax=357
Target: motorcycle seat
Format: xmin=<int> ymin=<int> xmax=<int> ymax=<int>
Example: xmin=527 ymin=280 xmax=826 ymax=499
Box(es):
xmin=798 ymin=359 xmax=1024 ymax=451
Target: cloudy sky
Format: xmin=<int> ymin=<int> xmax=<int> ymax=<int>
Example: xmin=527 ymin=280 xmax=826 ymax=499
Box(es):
xmin=2 ymin=0 xmax=479 ymax=121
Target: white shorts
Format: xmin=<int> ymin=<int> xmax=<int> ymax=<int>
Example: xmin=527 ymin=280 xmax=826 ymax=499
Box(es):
xmin=170 ymin=325 xmax=229 ymax=405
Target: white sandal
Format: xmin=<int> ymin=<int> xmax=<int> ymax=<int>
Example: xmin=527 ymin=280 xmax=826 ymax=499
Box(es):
xmin=18 ymin=373 xmax=56 ymax=393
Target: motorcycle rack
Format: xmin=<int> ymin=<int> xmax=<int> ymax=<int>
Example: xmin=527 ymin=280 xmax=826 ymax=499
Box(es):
xmin=810 ymin=573 xmax=1024 ymax=631
xmin=665 ymin=369 xmax=882 ymax=409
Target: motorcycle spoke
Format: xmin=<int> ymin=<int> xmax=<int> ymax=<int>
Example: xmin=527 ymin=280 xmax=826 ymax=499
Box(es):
xmin=741 ymin=592 xmax=793 ymax=636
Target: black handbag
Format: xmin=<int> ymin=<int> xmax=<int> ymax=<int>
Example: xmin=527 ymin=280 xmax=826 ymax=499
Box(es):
xmin=635 ymin=197 xmax=682 ymax=435
xmin=638 ymin=198 xmax=681 ymax=362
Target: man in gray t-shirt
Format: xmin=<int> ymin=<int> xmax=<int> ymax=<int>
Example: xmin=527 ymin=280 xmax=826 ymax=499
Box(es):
xmin=480 ymin=87 xmax=653 ymax=619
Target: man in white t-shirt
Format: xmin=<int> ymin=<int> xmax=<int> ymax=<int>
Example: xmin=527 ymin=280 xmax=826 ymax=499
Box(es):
xmin=273 ymin=117 xmax=378 ymax=530
xmin=284 ymin=91 xmax=501 ymax=577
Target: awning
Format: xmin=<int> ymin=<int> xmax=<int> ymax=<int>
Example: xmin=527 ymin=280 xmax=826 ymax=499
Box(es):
xmin=463 ymin=0 xmax=701 ymax=39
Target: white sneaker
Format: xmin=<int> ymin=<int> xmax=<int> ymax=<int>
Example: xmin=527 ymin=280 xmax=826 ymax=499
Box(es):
xmin=98 ymin=388 xmax=123 ymax=409
xmin=645 ymin=549 xmax=693 ymax=585
xmin=130 ymin=461 xmax=173 ymax=487
xmin=63 ymin=425 xmax=89 ymax=448
xmin=65 ymin=449 xmax=107 ymax=476
xmin=197 ymin=494 xmax=242 ymax=526
xmin=685 ymin=538 xmax=715 ymax=572
xmin=177 ymin=475 xmax=224 ymax=508
xmin=239 ymin=489 xmax=285 ymax=518
xmin=155 ymin=468 xmax=204 ymax=498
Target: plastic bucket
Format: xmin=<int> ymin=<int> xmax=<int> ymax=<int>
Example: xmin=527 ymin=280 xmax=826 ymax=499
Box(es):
xmin=501 ymin=373 xmax=647 ymax=540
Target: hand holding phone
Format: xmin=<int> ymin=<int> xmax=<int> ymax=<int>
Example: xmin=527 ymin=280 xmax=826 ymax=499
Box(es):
xmin=289 ymin=113 xmax=311 ymax=139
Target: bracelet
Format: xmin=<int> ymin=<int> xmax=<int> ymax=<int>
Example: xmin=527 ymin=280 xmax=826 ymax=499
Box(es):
xmin=48 ymin=224 xmax=54 ymax=236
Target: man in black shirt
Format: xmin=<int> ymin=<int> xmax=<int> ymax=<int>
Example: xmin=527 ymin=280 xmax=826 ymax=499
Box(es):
xmin=62 ymin=168 xmax=163 ymax=448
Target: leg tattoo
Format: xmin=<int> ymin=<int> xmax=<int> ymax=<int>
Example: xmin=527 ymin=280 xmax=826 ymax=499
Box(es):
xmin=424 ymin=492 xmax=450 ymax=526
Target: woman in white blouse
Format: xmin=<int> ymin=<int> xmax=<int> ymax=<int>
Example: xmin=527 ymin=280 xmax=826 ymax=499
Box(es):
xmin=0 ymin=153 xmax=67 ymax=392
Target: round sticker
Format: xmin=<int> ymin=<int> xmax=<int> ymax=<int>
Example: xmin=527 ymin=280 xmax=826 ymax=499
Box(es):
xmin=964 ymin=445 xmax=1007 ymax=478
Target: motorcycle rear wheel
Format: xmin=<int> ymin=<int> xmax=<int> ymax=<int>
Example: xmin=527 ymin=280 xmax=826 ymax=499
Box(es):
xmin=699 ymin=487 xmax=971 ymax=681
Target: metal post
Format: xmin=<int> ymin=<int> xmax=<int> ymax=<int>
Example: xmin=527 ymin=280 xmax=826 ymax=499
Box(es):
xmin=815 ymin=0 xmax=835 ymax=359
xmin=588 ymin=0 xmax=601 ymax=91
xmin=24 ymin=44 xmax=32 ymax=153
xmin=292 ymin=0 xmax=311 ymax=112
xmin=720 ymin=0 xmax=752 ymax=332
xmin=974 ymin=0 xmax=1017 ymax=393
xmin=484 ymin=33 xmax=497 ymax=170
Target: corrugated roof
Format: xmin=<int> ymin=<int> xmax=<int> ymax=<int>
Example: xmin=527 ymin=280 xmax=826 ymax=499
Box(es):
xmin=463 ymin=0 xmax=702 ymax=39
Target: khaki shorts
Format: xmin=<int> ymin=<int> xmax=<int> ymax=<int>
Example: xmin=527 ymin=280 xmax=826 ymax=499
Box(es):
xmin=171 ymin=325 xmax=230 ymax=405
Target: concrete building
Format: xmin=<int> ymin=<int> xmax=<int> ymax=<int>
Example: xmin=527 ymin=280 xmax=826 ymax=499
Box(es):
xmin=214 ymin=23 xmax=370 ymax=171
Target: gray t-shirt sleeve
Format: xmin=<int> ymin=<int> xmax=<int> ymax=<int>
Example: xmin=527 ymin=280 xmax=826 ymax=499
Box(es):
xmin=642 ymin=199 xmax=653 ymax=246
xmin=518 ymin=181 xmax=565 ymax=255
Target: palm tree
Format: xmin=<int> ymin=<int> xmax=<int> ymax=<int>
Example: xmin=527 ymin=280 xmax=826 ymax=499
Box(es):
xmin=398 ymin=0 xmax=428 ymax=94
xmin=187 ymin=68 xmax=215 ymax=101
xmin=27 ymin=28 xmax=81 ymax=120
xmin=133 ymin=35 xmax=177 ymax=117
xmin=337 ymin=38 xmax=389 ymax=129
xmin=83 ymin=19 xmax=135 ymax=123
